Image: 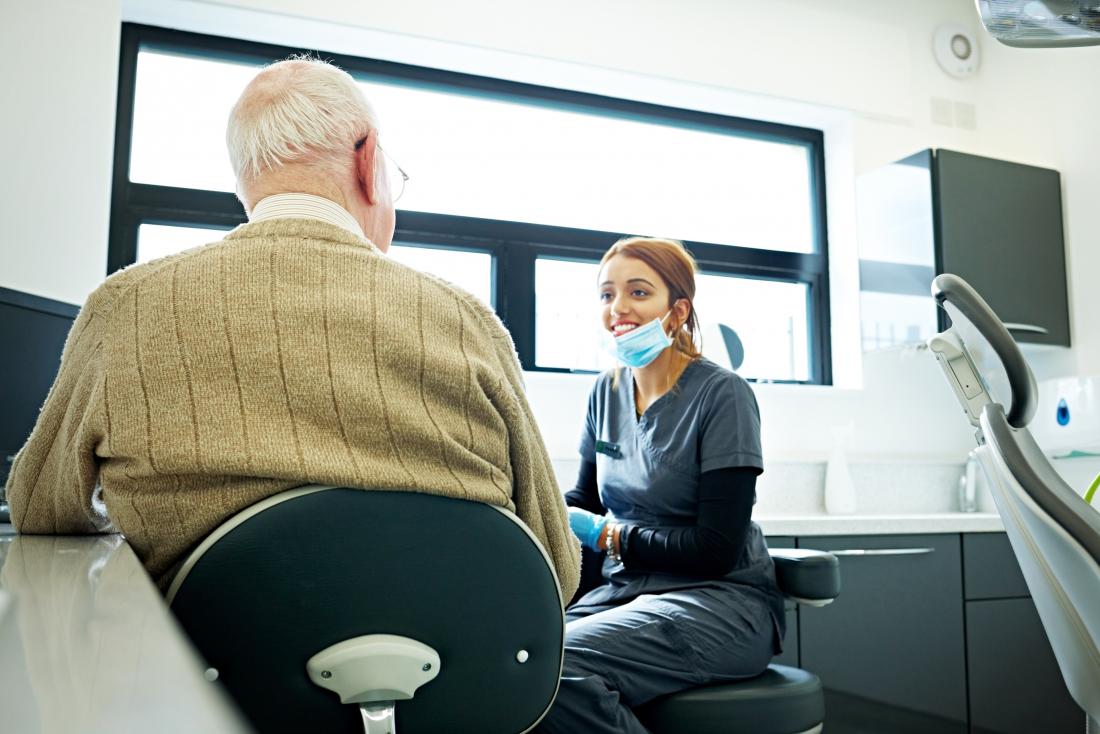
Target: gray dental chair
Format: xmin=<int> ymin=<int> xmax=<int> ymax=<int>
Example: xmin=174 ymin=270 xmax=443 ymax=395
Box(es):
xmin=169 ymin=486 xmax=840 ymax=733
xmin=929 ymin=274 xmax=1100 ymax=732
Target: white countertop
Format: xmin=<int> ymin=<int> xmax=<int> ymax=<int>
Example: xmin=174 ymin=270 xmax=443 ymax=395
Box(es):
xmin=0 ymin=531 xmax=249 ymax=734
xmin=756 ymin=512 xmax=1004 ymax=537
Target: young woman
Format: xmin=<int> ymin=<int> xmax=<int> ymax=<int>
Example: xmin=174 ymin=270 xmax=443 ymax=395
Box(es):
xmin=536 ymin=237 xmax=785 ymax=734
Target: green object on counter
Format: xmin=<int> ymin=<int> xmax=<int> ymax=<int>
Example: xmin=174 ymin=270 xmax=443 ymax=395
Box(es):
xmin=1065 ymin=449 xmax=1100 ymax=459
xmin=1086 ymin=473 xmax=1100 ymax=506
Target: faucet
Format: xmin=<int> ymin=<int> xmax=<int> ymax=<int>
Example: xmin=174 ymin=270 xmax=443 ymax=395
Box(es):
xmin=957 ymin=451 xmax=980 ymax=513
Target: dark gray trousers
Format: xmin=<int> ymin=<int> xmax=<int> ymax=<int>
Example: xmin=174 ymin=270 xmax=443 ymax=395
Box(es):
xmin=535 ymin=589 xmax=775 ymax=734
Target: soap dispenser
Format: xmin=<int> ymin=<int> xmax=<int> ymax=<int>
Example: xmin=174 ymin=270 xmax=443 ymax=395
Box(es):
xmin=824 ymin=424 xmax=857 ymax=515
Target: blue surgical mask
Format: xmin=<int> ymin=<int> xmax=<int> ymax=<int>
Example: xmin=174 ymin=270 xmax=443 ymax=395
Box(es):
xmin=603 ymin=311 xmax=673 ymax=368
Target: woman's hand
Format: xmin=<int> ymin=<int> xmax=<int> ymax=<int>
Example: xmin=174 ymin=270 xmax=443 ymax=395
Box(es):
xmin=567 ymin=507 xmax=608 ymax=551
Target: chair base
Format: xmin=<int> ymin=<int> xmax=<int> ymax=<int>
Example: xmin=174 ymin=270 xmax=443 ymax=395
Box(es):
xmin=636 ymin=664 xmax=825 ymax=734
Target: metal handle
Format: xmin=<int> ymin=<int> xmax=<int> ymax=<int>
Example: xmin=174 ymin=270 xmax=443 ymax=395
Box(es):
xmin=829 ymin=548 xmax=934 ymax=557
xmin=1003 ymin=323 xmax=1049 ymax=335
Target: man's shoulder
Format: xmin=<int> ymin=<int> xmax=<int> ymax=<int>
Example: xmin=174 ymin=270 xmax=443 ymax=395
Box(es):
xmin=87 ymin=242 xmax=222 ymax=317
xmin=407 ymin=267 xmax=509 ymax=340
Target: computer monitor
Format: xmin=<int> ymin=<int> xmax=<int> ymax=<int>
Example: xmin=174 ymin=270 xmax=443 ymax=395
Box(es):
xmin=0 ymin=286 xmax=78 ymax=489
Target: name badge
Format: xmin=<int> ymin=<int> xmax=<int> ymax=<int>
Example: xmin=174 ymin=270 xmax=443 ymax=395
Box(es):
xmin=595 ymin=440 xmax=622 ymax=459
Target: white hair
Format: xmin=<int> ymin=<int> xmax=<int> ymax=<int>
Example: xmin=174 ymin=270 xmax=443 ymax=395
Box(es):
xmin=226 ymin=57 xmax=378 ymax=183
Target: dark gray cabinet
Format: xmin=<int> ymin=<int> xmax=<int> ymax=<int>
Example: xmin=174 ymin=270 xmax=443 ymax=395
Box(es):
xmin=935 ymin=150 xmax=1069 ymax=347
xmin=766 ymin=536 xmax=798 ymax=669
xmin=799 ymin=534 xmax=968 ymax=734
xmin=962 ymin=532 xmax=1030 ymax=600
xmin=963 ymin=534 xmax=1082 ymax=734
xmin=761 ymin=531 xmax=1081 ymax=732
xmin=856 ymin=149 xmax=1069 ymax=351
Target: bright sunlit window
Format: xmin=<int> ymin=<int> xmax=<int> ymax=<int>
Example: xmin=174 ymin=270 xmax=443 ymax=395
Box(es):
xmin=365 ymin=83 xmax=815 ymax=253
xmin=114 ymin=26 xmax=830 ymax=382
xmin=131 ymin=52 xmax=257 ymax=192
xmin=535 ymin=258 xmax=810 ymax=381
xmin=130 ymin=50 xmax=815 ymax=254
xmin=388 ymin=244 xmax=493 ymax=307
xmin=138 ymin=223 xmax=231 ymax=263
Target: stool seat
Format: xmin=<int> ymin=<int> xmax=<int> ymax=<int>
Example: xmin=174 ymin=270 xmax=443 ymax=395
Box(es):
xmin=637 ymin=665 xmax=824 ymax=734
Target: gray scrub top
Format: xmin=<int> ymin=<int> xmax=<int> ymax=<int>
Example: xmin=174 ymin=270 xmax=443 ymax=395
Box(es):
xmin=577 ymin=358 xmax=785 ymax=639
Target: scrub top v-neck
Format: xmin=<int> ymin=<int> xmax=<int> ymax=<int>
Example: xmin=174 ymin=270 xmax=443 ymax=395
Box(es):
xmin=577 ymin=358 xmax=785 ymax=639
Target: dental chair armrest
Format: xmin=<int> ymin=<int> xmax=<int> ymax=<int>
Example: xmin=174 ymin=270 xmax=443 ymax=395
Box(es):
xmin=769 ymin=548 xmax=840 ymax=607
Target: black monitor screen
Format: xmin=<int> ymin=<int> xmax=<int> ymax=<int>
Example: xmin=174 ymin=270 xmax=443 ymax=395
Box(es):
xmin=0 ymin=287 xmax=78 ymax=486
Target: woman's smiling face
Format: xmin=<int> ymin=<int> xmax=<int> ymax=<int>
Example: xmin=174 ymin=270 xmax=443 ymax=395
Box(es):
xmin=598 ymin=254 xmax=674 ymax=338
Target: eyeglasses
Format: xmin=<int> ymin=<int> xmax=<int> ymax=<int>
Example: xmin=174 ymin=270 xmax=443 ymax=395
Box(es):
xmin=355 ymin=136 xmax=409 ymax=203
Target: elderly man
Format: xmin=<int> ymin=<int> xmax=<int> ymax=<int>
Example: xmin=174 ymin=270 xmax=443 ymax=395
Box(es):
xmin=5 ymin=58 xmax=580 ymax=600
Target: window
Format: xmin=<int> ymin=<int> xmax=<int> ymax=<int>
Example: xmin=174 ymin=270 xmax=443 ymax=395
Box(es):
xmin=535 ymin=258 xmax=811 ymax=381
xmin=111 ymin=23 xmax=831 ymax=383
xmin=137 ymin=223 xmax=232 ymax=263
xmin=388 ymin=244 xmax=494 ymax=308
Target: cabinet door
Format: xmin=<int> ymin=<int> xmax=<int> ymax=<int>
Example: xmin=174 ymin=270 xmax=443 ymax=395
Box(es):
xmin=800 ymin=534 xmax=967 ymax=734
xmin=963 ymin=533 xmax=1030 ymax=600
xmin=934 ymin=150 xmax=1069 ymax=346
xmin=767 ymin=536 xmax=798 ymax=669
xmin=968 ymin=596 xmax=1083 ymax=734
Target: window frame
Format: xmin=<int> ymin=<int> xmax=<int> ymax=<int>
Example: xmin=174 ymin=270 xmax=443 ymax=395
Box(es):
xmin=109 ymin=23 xmax=832 ymax=384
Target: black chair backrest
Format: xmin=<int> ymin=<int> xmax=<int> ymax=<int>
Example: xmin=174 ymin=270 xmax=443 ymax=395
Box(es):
xmin=168 ymin=487 xmax=564 ymax=734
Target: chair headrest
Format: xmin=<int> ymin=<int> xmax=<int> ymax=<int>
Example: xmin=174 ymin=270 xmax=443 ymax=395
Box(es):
xmin=170 ymin=488 xmax=565 ymax=734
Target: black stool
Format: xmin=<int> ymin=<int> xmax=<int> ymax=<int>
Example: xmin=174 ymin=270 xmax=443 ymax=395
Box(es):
xmin=638 ymin=548 xmax=840 ymax=734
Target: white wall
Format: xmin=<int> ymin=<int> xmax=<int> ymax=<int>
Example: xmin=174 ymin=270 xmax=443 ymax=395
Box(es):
xmin=0 ymin=0 xmax=121 ymax=304
xmin=4 ymin=0 xmax=1092 ymax=465
xmin=1046 ymin=47 xmax=1100 ymax=378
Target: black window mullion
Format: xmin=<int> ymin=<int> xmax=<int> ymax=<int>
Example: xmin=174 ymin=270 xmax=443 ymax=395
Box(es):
xmin=499 ymin=244 xmax=537 ymax=369
xmin=128 ymin=184 xmax=247 ymax=229
xmin=810 ymin=273 xmax=832 ymax=386
xmin=810 ymin=128 xmax=832 ymax=385
xmin=107 ymin=28 xmax=141 ymax=276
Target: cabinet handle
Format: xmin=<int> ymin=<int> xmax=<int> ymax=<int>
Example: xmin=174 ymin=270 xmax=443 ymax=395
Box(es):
xmin=1003 ymin=323 xmax=1049 ymax=335
xmin=829 ymin=548 xmax=934 ymax=557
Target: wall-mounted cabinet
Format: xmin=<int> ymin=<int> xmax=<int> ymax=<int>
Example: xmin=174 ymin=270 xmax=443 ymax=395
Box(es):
xmin=857 ymin=150 xmax=1069 ymax=351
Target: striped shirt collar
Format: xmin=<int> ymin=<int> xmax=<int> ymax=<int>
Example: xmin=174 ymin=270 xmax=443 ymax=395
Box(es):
xmin=250 ymin=193 xmax=366 ymax=239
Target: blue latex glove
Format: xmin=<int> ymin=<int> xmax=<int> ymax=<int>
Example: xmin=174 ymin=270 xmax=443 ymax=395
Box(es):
xmin=568 ymin=507 xmax=608 ymax=551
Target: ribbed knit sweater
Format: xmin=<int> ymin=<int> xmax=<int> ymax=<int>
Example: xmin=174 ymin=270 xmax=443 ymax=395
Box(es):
xmin=5 ymin=218 xmax=580 ymax=601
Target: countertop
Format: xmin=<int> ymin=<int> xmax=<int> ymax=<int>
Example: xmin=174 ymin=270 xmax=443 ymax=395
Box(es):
xmin=756 ymin=512 xmax=1004 ymax=536
xmin=0 ymin=531 xmax=249 ymax=734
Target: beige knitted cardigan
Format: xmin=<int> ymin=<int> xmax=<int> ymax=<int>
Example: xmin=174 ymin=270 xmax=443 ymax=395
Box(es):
xmin=5 ymin=218 xmax=580 ymax=601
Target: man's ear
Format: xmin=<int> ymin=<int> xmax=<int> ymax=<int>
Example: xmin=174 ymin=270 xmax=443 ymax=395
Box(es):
xmin=355 ymin=129 xmax=380 ymax=205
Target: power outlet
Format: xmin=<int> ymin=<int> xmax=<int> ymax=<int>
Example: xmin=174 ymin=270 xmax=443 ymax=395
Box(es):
xmin=931 ymin=97 xmax=954 ymax=126
xmin=954 ymin=101 xmax=977 ymax=130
